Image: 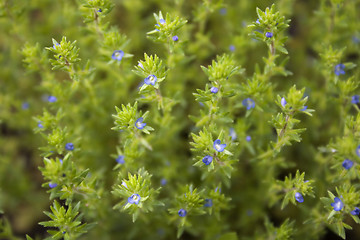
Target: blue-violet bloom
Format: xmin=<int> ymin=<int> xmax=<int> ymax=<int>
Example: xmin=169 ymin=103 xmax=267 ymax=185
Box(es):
xmin=135 ymin=117 xmax=146 ymax=129
xmin=204 ymin=199 xmax=213 ymax=207
xmin=144 ymin=74 xmax=157 ymax=86
xmin=160 ymin=178 xmax=167 ymax=186
xmin=342 ymin=159 xmax=354 ymax=170
xmin=351 ymin=207 xmax=360 ymax=216
xmin=159 ymin=18 xmax=165 ymax=24
xmin=49 ymin=182 xmax=57 ymax=188
xmin=281 ymin=97 xmax=287 ymax=107
xmin=331 ymin=197 xmax=344 ymax=211
xmin=246 ymin=135 xmax=251 ymax=142
xmin=65 ymin=143 xmax=74 ymax=151
xmin=229 ymin=45 xmax=235 ymax=52
xmin=172 ymin=35 xmax=178 ymax=41
xmin=334 ymin=64 xmax=345 ymax=76
xmin=265 ymin=32 xmax=273 ymax=38
xmin=202 ymin=155 xmax=213 ymax=165
xmin=242 ymin=98 xmax=255 ymax=110
xmin=300 ymin=106 xmax=308 ymax=111
xmin=97 ymin=8 xmax=102 ymax=12
xmin=213 ymin=139 xmax=226 ymax=152
xmin=351 ymin=95 xmax=360 ymax=104
xmin=22 ymin=102 xmax=29 ymax=110
xmin=219 ymin=8 xmax=227 ymax=15
xmin=53 ymin=43 xmax=60 ymax=49
xmin=210 ymin=87 xmax=218 ymax=93
xmin=38 ymin=121 xmax=44 ymax=128
xmin=256 ymin=19 xmax=260 ymax=24
xmin=128 ymin=193 xmax=141 ymax=205
xmin=295 ymin=192 xmax=304 ymax=203
xmin=116 ymin=155 xmax=125 ymax=164
xmin=48 ymin=96 xmax=57 ymax=103
xmin=178 ymin=208 xmax=187 ymax=217
xmin=229 ymin=128 xmax=237 ymax=141
xmin=112 ymin=50 xmax=124 ymax=61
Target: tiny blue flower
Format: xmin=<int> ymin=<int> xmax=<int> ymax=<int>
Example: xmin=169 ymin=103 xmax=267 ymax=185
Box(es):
xmin=265 ymin=32 xmax=273 ymax=38
xmin=300 ymin=106 xmax=308 ymax=111
xmin=172 ymin=35 xmax=179 ymax=41
xmin=357 ymin=145 xmax=360 ymax=157
xmin=178 ymin=208 xmax=187 ymax=217
xmin=160 ymin=178 xmax=167 ymax=186
xmin=97 ymin=8 xmax=102 ymax=13
xmin=246 ymin=135 xmax=251 ymax=142
xmin=135 ymin=117 xmax=146 ymax=129
xmin=210 ymin=87 xmax=218 ymax=93
xmin=204 ymin=199 xmax=213 ymax=207
xmin=295 ymin=192 xmax=304 ymax=203
xmin=256 ymin=19 xmax=260 ymax=24
xmin=229 ymin=128 xmax=237 ymax=141
xmin=116 ymin=155 xmax=125 ymax=164
xmin=202 ymin=155 xmax=213 ymax=165
xmin=59 ymin=159 xmax=63 ymax=164
xmin=229 ymin=45 xmax=235 ymax=52
xmin=128 ymin=193 xmax=141 ymax=204
xmin=281 ymin=97 xmax=287 ymax=107
xmin=213 ymin=139 xmax=226 ymax=152
xmin=144 ymin=74 xmax=157 ymax=86
xmin=219 ymin=8 xmax=227 ymax=15
xmin=331 ymin=197 xmax=344 ymax=211
xmin=48 ymin=96 xmax=57 ymax=103
xmin=121 ymin=181 xmax=127 ymax=188
xmin=53 ymin=43 xmax=60 ymax=49
xmin=138 ymin=62 xmax=143 ymax=69
xmin=155 ymin=24 xmax=160 ymax=31
xmin=112 ymin=50 xmax=124 ymax=61
xmin=351 ymin=207 xmax=360 ymax=215
xmin=159 ymin=18 xmax=165 ymax=24
xmin=65 ymin=143 xmax=74 ymax=151
xmin=334 ymin=64 xmax=345 ymax=76
xmin=215 ymin=187 xmax=221 ymax=193
xmin=49 ymin=182 xmax=57 ymax=188
xmin=351 ymin=95 xmax=360 ymax=104
xmin=242 ymin=98 xmax=255 ymax=110
xmin=37 ymin=121 xmax=44 ymax=128
xmin=22 ymin=102 xmax=29 ymax=110
xmin=342 ymin=159 xmax=354 ymax=170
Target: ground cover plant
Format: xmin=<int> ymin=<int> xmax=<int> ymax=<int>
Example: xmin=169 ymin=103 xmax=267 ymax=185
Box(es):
xmin=1 ymin=0 xmax=360 ymax=239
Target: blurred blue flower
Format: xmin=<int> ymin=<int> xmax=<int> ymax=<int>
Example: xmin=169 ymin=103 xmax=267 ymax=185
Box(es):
xmin=172 ymin=35 xmax=178 ymax=41
xmin=210 ymin=87 xmax=218 ymax=93
xmin=295 ymin=192 xmax=304 ymax=203
xmin=22 ymin=102 xmax=29 ymax=110
xmin=256 ymin=19 xmax=260 ymax=24
xmin=281 ymin=97 xmax=287 ymax=107
xmin=300 ymin=106 xmax=308 ymax=111
xmin=242 ymin=98 xmax=255 ymax=110
xmin=65 ymin=143 xmax=74 ymax=151
xmin=159 ymin=18 xmax=165 ymax=24
xmin=48 ymin=96 xmax=57 ymax=103
xmin=53 ymin=43 xmax=60 ymax=49
xmin=160 ymin=178 xmax=167 ymax=186
xmin=178 ymin=208 xmax=187 ymax=217
xmin=112 ymin=50 xmax=124 ymax=61
xmin=144 ymin=74 xmax=157 ymax=86
xmin=342 ymin=159 xmax=353 ymax=170
xmin=351 ymin=95 xmax=360 ymax=104
xmin=229 ymin=128 xmax=237 ymax=141
xmin=116 ymin=155 xmax=125 ymax=164
xmin=229 ymin=45 xmax=235 ymax=52
xmin=331 ymin=197 xmax=344 ymax=211
xmin=213 ymin=139 xmax=226 ymax=152
xmin=351 ymin=207 xmax=360 ymax=215
xmin=204 ymin=199 xmax=213 ymax=207
xmin=37 ymin=121 xmax=44 ymax=128
xmin=135 ymin=117 xmax=146 ymax=129
xmin=128 ymin=194 xmax=141 ymax=204
xmin=334 ymin=64 xmax=345 ymax=76
xmin=265 ymin=32 xmax=273 ymax=38
xmin=202 ymin=155 xmax=213 ymax=165
xmin=97 ymin=8 xmax=102 ymax=13
xmin=49 ymin=182 xmax=57 ymax=188
xmin=246 ymin=135 xmax=251 ymax=142
xmin=219 ymin=8 xmax=227 ymax=15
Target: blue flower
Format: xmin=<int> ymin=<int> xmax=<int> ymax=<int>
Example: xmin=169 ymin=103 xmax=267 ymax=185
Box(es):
xmin=65 ymin=143 xmax=74 ymax=151
xmin=229 ymin=128 xmax=237 ymax=141
xmin=172 ymin=35 xmax=179 ymax=41
xmin=204 ymin=199 xmax=213 ymax=207
xmin=219 ymin=8 xmax=227 ymax=15
xmin=351 ymin=207 xmax=360 ymax=215
xmin=202 ymin=155 xmax=213 ymax=165
xmin=159 ymin=18 xmax=165 ymax=24
xmin=138 ymin=62 xmax=144 ymax=69
xmin=265 ymin=32 xmax=273 ymax=38
xmin=116 ymin=155 xmax=125 ymax=164
xmin=135 ymin=117 xmax=146 ymax=129
xmin=229 ymin=45 xmax=235 ymax=52
xmin=53 ymin=43 xmax=60 ymax=49
xmin=128 ymin=193 xmax=141 ymax=204
xmin=155 ymin=24 xmax=160 ymax=31
xmin=342 ymin=159 xmax=353 ymax=170
xmin=210 ymin=87 xmax=218 ymax=93
xmin=215 ymin=187 xmax=221 ymax=193
xmin=334 ymin=64 xmax=345 ymax=76
xmin=160 ymin=178 xmax=167 ymax=186
xmin=112 ymin=50 xmax=124 ymax=61
xmin=256 ymin=19 xmax=260 ymax=24
xmin=242 ymin=98 xmax=255 ymax=110
xmin=121 ymin=181 xmax=127 ymax=188
xmin=22 ymin=102 xmax=29 ymax=110
xmin=48 ymin=96 xmax=57 ymax=103
xmin=281 ymin=97 xmax=287 ymax=107
xmin=351 ymin=95 xmax=360 ymax=104
xmin=213 ymin=139 xmax=226 ymax=152
xmin=246 ymin=135 xmax=251 ymax=142
xmin=37 ymin=121 xmax=44 ymax=128
xmin=178 ymin=208 xmax=187 ymax=217
xmin=300 ymin=106 xmax=308 ymax=111
xmin=49 ymin=182 xmax=57 ymax=188
xmin=97 ymin=8 xmax=102 ymax=13
xmin=357 ymin=145 xmax=360 ymax=157
xmin=59 ymin=159 xmax=63 ymax=164
xmin=331 ymin=197 xmax=344 ymax=211
xmin=144 ymin=74 xmax=157 ymax=86
xmin=295 ymin=192 xmax=304 ymax=203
